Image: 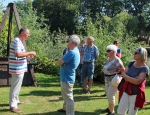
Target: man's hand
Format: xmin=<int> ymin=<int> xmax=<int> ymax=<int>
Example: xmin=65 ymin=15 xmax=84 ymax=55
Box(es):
xmin=29 ymin=51 xmax=36 ymax=56
xmin=28 ymin=51 xmax=36 ymax=59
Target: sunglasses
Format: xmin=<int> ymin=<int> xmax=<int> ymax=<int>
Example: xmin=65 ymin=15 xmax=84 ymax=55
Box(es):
xmin=134 ymin=52 xmax=139 ymax=55
xmin=106 ymin=50 xmax=113 ymax=52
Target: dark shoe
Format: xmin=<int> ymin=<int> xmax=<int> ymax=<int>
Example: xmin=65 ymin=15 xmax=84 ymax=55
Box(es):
xmin=78 ymin=83 xmax=82 ymax=87
xmin=57 ymin=109 xmax=66 ymax=113
xmin=10 ymin=107 xmax=21 ymax=113
xmin=79 ymin=88 xmax=87 ymax=93
xmin=106 ymin=112 xmax=115 ymax=115
xmin=101 ymin=94 xmax=107 ymax=97
xmin=101 ymin=108 xmax=110 ymax=113
xmin=18 ymin=101 xmax=24 ymax=104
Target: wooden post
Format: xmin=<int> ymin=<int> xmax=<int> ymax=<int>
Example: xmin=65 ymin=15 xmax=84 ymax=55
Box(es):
xmin=0 ymin=3 xmax=38 ymax=86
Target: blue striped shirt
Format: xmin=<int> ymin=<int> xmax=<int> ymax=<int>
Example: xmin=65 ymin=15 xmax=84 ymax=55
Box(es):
xmin=9 ymin=37 xmax=27 ymax=74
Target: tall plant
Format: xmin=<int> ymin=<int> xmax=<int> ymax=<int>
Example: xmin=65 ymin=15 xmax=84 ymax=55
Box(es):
xmin=76 ymin=12 xmax=147 ymax=82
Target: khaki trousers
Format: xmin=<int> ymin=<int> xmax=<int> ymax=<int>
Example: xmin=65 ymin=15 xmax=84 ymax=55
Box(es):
xmin=105 ymin=77 xmax=118 ymax=104
xmin=61 ymin=81 xmax=74 ymax=115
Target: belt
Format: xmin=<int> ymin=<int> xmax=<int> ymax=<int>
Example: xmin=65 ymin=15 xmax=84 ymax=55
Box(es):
xmin=83 ymin=61 xmax=94 ymax=64
xmin=104 ymin=74 xmax=116 ymax=77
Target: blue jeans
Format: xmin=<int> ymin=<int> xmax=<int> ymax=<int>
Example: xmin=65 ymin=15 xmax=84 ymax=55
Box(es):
xmin=77 ymin=64 xmax=83 ymax=85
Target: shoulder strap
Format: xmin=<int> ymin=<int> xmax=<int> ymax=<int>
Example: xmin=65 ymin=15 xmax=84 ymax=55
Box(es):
xmin=128 ymin=61 xmax=135 ymax=68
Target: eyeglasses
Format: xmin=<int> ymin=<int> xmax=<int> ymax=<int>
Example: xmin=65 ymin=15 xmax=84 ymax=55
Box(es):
xmin=134 ymin=52 xmax=139 ymax=55
xmin=106 ymin=50 xmax=113 ymax=52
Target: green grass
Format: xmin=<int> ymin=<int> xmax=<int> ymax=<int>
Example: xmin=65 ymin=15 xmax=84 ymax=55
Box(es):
xmin=0 ymin=73 xmax=150 ymax=115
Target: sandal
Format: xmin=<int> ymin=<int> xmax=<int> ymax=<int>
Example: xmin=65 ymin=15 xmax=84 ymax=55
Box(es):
xmin=10 ymin=107 xmax=21 ymax=113
xmin=86 ymin=90 xmax=90 ymax=94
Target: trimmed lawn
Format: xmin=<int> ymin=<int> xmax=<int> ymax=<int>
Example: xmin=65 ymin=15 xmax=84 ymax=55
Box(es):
xmin=0 ymin=73 xmax=150 ymax=115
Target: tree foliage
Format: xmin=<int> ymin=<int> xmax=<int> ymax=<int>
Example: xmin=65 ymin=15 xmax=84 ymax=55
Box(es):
xmin=0 ymin=0 xmax=149 ymax=82
xmin=32 ymin=0 xmax=80 ymax=34
xmin=32 ymin=0 xmax=150 ymax=35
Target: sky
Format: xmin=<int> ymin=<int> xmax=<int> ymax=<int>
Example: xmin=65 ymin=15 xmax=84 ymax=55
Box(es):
xmin=2 ymin=0 xmax=18 ymax=7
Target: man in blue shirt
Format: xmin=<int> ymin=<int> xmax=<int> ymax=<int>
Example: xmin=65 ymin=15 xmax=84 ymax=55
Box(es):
xmin=80 ymin=36 xmax=99 ymax=94
xmin=58 ymin=35 xmax=80 ymax=115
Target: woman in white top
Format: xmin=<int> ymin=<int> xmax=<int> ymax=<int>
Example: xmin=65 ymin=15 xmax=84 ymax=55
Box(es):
xmin=103 ymin=44 xmax=124 ymax=115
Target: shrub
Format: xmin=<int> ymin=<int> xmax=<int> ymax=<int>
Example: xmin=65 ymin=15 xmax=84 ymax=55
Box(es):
xmin=76 ymin=12 xmax=147 ymax=83
xmin=34 ymin=57 xmax=59 ymax=76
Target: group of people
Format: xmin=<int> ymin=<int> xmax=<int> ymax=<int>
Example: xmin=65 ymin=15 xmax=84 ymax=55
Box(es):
xmin=8 ymin=29 xmax=149 ymax=115
xmin=58 ymin=35 xmax=149 ymax=115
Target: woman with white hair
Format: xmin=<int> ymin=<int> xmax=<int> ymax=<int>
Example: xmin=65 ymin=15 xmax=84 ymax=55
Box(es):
xmin=103 ymin=44 xmax=124 ymax=115
xmin=117 ymin=47 xmax=149 ymax=115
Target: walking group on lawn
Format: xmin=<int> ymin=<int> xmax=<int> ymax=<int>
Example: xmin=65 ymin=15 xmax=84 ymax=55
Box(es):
xmin=9 ymin=28 xmax=149 ymax=115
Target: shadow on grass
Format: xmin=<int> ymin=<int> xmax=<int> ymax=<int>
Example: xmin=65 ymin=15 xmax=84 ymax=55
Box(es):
xmin=38 ymin=83 xmax=60 ymax=87
xmin=37 ymin=76 xmax=60 ymax=87
xmin=20 ymin=90 xmax=61 ymax=96
xmin=48 ymin=94 xmax=107 ymax=103
xmin=74 ymin=88 xmax=104 ymax=93
xmin=74 ymin=95 xmax=107 ymax=102
xmin=0 ymin=108 xmax=10 ymax=113
xmin=0 ymin=104 xmax=10 ymax=113
xmin=0 ymin=104 xmax=9 ymax=107
xmin=139 ymin=105 xmax=150 ymax=111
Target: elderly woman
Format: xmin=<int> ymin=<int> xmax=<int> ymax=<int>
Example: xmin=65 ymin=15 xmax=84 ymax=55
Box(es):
xmin=117 ymin=47 xmax=149 ymax=115
xmin=103 ymin=45 xmax=124 ymax=115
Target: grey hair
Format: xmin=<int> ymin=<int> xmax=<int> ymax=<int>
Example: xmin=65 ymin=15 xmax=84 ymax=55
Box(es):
xmin=69 ymin=35 xmax=80 ymax=46
xmin=106 ymin=45 xmax=117 ymax=53
xmin=136 ymin=47 xmax=147 ymax=62
xmin=88 ymin=36 xmax=94 ymax=41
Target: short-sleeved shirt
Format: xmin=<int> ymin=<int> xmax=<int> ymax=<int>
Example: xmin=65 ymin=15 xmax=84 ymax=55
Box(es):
xmin=125 ymin=62 xmax=149 ymax=95
xmin=117 ymin=48 xmax=122 ymax=54
xmin=83 ymin=44 xmax=99 ymax=62
xmin=63 ymin=48 xmax=69 ymax=55
xmin=103 ymin=56 xmax=124 ymax=75
xmin=9 ymin=37 xmax=27 ymax=74
xmin=78 ymin=46 xmax=84 ymax=64
xmin=116 ymin=48 xmax=122 ymax=58
xmin=60 ymin=47 xmax=80 ymax=83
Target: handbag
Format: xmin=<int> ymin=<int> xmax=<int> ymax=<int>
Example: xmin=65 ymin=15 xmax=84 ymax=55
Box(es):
xmin=117 ymin=61 xmax=135 ymax=91
xmin=111 ymin=74 xmax=121 ymax=87
xmin=117 ymin=78 xmax=125 ymax=91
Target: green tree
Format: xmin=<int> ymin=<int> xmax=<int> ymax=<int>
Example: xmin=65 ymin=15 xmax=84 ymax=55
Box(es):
xmin=32 ymin=0 xmax=80 ymax=34
xmin=124 ymin=0 xmax=148 ymax=15
xmin=14 ymin=0 xmax=32 ymax=12
xmin=75 ymin=12 xmax=147 ymax=82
